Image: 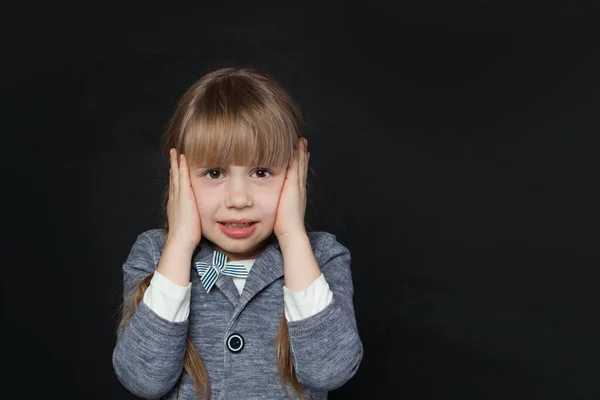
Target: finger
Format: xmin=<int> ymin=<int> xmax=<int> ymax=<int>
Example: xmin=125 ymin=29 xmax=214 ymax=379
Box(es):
xmin=169 ymin=149 xmax=174 ymax=197
xmin=300 ymin=138 xmax=308 ymax=214
xmin=180 ymin=153 xmax=192 ymax=190
xmin=286 ymin=143 xmax=299 ymax=184
xmin=298 ymin=137 xmax=307 ymax=189
xmin=170 ymin=148 xmax=179 ymax=195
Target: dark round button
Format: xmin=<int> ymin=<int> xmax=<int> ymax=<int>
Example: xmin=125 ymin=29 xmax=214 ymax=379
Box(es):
xmin=226 ymin=333 xmax=244 ymax=353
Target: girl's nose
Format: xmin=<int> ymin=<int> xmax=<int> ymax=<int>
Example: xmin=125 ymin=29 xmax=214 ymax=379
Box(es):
xmin=225 ymin=179 xmax=253 ymax=208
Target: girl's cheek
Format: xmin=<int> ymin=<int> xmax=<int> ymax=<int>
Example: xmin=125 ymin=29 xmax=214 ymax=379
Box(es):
xmin=196 ymin=194 xmax=218 ymax=211
xmin=260 ymin=193 xmax=282 ymax=215
xmin=192 ymin=183 xmax=218 ymax=210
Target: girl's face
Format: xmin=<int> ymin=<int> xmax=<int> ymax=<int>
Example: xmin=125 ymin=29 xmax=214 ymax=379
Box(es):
xmin=190 ymin=164 xmax=287 ymax=261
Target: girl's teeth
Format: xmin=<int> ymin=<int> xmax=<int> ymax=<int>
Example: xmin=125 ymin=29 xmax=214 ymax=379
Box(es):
xmin=224 ymin=223 xmax=252 ymax=228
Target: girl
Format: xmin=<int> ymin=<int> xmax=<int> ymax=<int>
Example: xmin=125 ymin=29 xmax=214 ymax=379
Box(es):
xmin=112 ymin=67 xmax=363 ymax=399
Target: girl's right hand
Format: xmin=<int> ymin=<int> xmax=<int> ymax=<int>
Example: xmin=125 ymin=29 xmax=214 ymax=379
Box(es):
xmin=166 ymin=148 xmax=202 ymax=253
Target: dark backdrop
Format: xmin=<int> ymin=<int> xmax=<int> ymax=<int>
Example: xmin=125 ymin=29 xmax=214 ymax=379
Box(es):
xmin=3 ymin=3 xmax=599 ymax=399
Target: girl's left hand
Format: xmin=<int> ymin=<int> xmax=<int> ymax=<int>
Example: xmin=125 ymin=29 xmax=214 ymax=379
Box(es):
xmin=274 ymin=137 xmax=310 ymax=239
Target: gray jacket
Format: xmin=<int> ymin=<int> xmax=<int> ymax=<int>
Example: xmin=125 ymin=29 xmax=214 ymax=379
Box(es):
xmin=112 ymin=229 xmax=363 ymax=399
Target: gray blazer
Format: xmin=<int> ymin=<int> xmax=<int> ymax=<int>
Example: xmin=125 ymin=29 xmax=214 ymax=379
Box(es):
xmin=113 ymin=229 xmax=363 ymax=399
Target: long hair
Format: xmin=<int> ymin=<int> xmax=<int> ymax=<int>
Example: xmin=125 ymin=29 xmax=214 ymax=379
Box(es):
xmin=117 ymin=67 xmax=306 ymax=399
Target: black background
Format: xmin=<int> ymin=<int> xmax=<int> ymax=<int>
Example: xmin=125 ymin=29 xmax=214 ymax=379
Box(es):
xmin=3 ymin=3 xmax=599 ymax=399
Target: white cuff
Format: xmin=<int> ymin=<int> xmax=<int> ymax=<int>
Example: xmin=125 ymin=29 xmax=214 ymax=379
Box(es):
xmin=283 ymin=273 xmax=333 ymax=321
xmin=142 ymin=271 xmax=192 ymax=322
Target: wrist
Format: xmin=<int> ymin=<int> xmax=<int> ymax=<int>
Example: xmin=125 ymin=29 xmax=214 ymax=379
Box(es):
xmin=165 ymin=235 xmax=199 ymax=255
xmin=276 ymin=229 xmax=308 ymax=249
xmin=157 ymin=240 xmax=194 ymax=287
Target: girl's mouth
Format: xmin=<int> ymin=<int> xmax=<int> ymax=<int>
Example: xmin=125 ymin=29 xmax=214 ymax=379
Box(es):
xmin=218 ymin=222 xmax=257 ymax=239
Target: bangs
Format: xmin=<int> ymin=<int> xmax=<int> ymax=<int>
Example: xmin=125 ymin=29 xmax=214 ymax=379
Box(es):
xmin=184 ymin=114 xmax=294 ymax=168
xmin=182 ymin=84 xmax=298 ymax=168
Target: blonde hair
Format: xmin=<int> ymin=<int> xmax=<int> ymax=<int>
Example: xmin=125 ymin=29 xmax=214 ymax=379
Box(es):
xmin=117 ymin=67 xmax=306 ymax=399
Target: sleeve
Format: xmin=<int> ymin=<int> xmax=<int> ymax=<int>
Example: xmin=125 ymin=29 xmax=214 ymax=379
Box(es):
xmin=143 ymin=270 xmax=192 ymax=322
xmin=283 ymin=273 xmax=333 ymax=321
xmin=112 ymin=232 xmax=189 ymax=399
xmin=286 ymin=233 xmax=364 ymax=391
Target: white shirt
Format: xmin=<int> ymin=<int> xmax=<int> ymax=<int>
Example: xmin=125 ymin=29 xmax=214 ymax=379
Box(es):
xmin=143 ymin=258 xmax=333 ymax=323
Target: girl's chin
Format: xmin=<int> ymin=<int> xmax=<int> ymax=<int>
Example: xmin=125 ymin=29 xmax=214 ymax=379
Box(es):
xmin=206 ymin=230 xmax=272 ymax=259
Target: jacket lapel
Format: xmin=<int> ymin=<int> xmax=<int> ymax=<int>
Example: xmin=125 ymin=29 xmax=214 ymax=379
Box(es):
xmin=238 ymin=239 xmax=284 ymax=310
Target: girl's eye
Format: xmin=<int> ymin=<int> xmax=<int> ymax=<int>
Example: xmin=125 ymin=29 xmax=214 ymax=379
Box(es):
xmin=204 ymin=169 xmax=224 ymax=180
xmin=252 ymin=168 xmax=272 ymax=179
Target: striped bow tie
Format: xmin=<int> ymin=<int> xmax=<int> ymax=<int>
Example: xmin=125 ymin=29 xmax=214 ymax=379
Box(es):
xmin=194 ymin=250 xmax=249 ymax=293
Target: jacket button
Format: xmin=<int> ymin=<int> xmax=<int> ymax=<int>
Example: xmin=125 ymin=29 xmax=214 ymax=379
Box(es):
xmin=226 ymin=333 xmax=244 ymax=353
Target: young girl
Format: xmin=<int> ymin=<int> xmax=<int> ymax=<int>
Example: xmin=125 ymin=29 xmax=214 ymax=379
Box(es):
xmin=112 ymin=67 xmax=363 ymax=399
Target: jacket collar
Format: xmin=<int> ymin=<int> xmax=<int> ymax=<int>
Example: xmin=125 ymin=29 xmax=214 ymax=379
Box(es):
xmin=191 ymin=234 xmax=283 ymax=309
